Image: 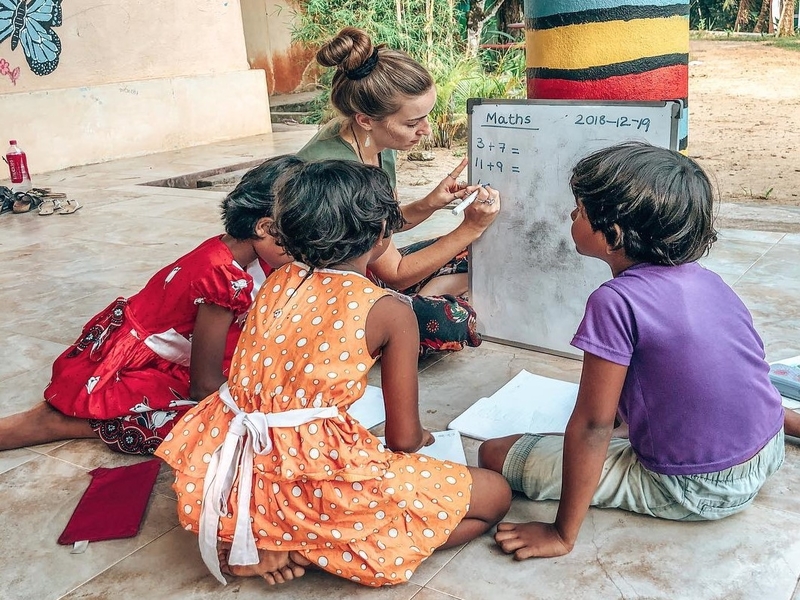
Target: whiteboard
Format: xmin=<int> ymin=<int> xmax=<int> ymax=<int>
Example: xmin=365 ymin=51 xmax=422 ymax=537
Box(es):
xmin=468 ymin=99 xmax=681 ymax=358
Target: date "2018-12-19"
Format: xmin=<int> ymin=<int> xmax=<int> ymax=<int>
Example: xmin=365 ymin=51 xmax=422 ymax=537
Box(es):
xmin=574 ymin=115 xmax=650 ymax=132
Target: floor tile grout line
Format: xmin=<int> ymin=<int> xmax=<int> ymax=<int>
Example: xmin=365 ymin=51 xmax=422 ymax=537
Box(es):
xmin=56 ymin=525 xmax=182 ymax=600
xmin=414 ymin=542 xmax=470 ymax=587
xmin=412 ymin=584 xmax=463 ymax=599
xmin=730 ymin=232 xmax=787 ymax=287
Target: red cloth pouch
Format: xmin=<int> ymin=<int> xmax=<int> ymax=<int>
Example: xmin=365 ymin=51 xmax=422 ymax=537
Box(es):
xmin=58 ymin=459 xmax=160 ymax=545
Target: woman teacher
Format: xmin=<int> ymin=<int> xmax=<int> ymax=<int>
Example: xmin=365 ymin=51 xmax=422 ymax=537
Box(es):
xmin=298 ymin=27 xmax=500 ymax=357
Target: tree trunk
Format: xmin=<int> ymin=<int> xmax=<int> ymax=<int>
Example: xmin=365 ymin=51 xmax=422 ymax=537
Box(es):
xmin=464 ymin=0 xmax=508 ymax=57
xmin=778 ymin=0 xmax=796 ymax=36
xmin=753 ymin=0 xmax=771 ymax=33
xmin=425 ymin=0 xmax=434 ymax=66
xmin=497 ymin=0 xmax=524 ymax=38
xmin=735 ymin=0 xmax=752 ymax=31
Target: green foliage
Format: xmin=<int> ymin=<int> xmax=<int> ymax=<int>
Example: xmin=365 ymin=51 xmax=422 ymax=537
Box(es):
xmin=771 ymin=35 xmax=800 ymax=51
xmin=292 ymin=0 xmax=459 ymax=65
xmin=690 ymin=0 xmax=737 ymax=30
xmin=290 ymin=0 xmax=526 ymax=147
xmin=426 ymin=48 xmax=526 ymax=148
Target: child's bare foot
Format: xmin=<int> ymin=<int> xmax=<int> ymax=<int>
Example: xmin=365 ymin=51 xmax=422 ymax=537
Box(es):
xmin=218 ymin=546 xmax=308 ymax=585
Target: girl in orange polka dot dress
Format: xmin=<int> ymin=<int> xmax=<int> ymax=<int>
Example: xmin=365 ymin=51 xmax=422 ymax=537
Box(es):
xmin=156 ymin=160 xmax=511 ymax=587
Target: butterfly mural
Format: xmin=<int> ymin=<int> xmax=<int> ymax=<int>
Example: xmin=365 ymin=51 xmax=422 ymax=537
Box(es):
xmin=0 ymin=0 xmax=62 ymax=77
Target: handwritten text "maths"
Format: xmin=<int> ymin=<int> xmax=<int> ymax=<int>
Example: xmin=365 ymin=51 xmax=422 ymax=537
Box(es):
xmin=485 ymin=112 xmax=531 ymax=126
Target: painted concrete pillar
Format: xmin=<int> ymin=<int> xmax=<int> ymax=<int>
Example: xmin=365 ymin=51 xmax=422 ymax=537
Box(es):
xmin=525 ymin=0 xmax=689 ymax=150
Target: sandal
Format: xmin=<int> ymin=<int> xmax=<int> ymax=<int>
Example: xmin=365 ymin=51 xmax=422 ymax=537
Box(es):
xmin=38 ymin=198 xmax=63 ymax=216
xmin=0 ymin=186 xmax=13 ymax=215
xmin=29 ymin=189 xmax=66 ymax=200
xmin=57 ymin=199 xmax=82 ymax=215
xmin=11 ymin=191 xmax=43 ymax=214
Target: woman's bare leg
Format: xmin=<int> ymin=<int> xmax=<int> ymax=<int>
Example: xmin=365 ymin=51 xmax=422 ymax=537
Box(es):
xmin=0 ymin=402 xmax=95 ymax=451
xmin=417 ymin=273 xmax=468 ymax=298
xmin=439 ymin=466 xmax=512 ymax=549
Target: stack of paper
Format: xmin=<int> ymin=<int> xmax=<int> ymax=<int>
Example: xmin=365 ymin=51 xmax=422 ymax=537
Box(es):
xmin=448 ymin=370 xmax=579 ymax=440
xmin=770 ymin=356 xmax=800 ymax=410
xmin=379 ymin=430 xmax=467 ymax=465
xmin=347 ymin=385 xmax=386 ymax=429
xmin=350 ymin=386 xmax=468 ymax=464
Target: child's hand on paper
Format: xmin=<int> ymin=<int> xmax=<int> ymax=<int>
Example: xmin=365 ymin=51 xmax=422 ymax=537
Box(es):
xmin=421 ymin=429 xmax=435 ymax=447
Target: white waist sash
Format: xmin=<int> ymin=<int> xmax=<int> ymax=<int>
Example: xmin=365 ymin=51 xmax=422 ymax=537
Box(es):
xmin=198 ymin=383 xmax=338 ymax=584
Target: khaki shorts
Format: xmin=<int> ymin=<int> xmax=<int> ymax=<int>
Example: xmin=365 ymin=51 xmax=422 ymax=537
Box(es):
xmin=502 ymin=428 xmax=784 ymax=521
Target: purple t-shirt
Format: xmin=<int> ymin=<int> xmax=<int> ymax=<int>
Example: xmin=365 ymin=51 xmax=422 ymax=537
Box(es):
xmin=571 ymin=262 xmax=783 ymax=476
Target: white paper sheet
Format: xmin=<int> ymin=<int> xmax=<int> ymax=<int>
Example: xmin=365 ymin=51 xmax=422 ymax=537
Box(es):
xmin=771 ymin=355 xmax=800 ymax=410
xmin=448 ymin=370 xmax=578 ymax=440
xmin=379 ymin=430 xmax=467 ymax=465
xmin=347 ymin=385 xmax=386 ymax=429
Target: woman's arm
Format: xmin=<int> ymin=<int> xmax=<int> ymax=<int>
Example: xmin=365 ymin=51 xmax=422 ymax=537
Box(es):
xmin=370 ymin=187 xmax=500 ymax=291
xmin=399 ymin=158 xmax=469 ymax=230
xmin=495 ymin=352 xmax=626 ymax=559
xmin=188 ymin=303 xmax=236 ymax=401
xmin=365 ymin=295 xmax=432 ymax=453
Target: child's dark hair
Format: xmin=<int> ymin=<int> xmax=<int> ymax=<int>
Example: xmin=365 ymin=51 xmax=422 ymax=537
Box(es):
xmin=272 ymin=160 xmax=405 ymax=268
xmin=221 ymin=155 xmax=305 ymax=239
xmin=570 ymin=142 xmax=717 ymax=266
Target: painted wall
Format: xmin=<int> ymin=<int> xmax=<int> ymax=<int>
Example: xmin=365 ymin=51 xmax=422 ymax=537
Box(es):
xmin=525 ymin=0 xmax=689 ymax=150
xmin=241 ymin=0 xmax=316 ymax=94
xmin=0 ymin=0 xmax=271 ymax=174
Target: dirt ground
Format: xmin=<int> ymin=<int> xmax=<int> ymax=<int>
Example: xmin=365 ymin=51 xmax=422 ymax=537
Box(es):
xmin=396 ymin=39 xmax=800 ymax=207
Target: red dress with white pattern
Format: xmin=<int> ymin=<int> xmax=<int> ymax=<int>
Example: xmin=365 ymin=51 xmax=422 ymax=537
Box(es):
xmin=45 ymin=236 xmax=267 ymax=455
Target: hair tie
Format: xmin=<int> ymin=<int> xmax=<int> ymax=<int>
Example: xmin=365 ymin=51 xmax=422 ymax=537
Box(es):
xmin=345 ymin=48 xmax=380 ymax=80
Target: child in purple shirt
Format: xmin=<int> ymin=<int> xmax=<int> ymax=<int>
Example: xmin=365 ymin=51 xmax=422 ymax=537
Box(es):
xmin=478 ymin=142 xmax=798 ymax=560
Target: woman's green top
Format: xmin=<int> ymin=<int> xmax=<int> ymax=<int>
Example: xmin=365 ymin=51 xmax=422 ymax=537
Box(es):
xmin=297 ymin=120 xmax=397 ymax=189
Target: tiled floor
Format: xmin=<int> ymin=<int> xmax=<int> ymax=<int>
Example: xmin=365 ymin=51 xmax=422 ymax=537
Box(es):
xmin=1 ymin=131 xmax=799 ymax=600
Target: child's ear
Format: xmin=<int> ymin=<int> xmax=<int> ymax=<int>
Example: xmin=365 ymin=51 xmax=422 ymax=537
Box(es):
xmin=375 ymin=221 xmax=389 ymax=246
xmin=254 ymin=217 xmax=273 ymax=238
xmin=607 ymin=224 xmax=624 ymax=254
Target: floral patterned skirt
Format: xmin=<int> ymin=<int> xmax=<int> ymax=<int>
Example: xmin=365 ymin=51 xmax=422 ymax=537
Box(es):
xmin=371 ymin=239 xmax=481 ymax=359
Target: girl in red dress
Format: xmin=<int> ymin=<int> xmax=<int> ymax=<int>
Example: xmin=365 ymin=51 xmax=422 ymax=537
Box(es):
xmin=0 ymin=155 xmax=301 ymax=455
xmin=157 ymin=160 xmax=511 ymax=587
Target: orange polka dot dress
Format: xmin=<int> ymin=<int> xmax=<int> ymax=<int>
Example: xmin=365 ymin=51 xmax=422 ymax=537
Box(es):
xmin=156 ymin=262 xmax=472 ymax=587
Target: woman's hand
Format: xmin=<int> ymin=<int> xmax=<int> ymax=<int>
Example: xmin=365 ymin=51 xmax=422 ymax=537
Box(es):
xmin=460 ymin=184 xmax=501 ymax=235
xmin=424 ymin=157 xmax=469 ymax=210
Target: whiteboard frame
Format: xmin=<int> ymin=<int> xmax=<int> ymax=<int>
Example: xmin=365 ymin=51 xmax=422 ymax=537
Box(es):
xmin=466 ymin=98 xmax=682 ymax=359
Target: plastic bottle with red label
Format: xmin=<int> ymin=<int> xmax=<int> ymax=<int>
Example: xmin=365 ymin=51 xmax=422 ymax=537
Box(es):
xmin=6 ymin=140 xmax=32 ymax=192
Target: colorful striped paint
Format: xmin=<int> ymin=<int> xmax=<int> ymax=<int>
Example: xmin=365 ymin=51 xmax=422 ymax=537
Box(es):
xmin=528 ymin=64 xmax=687 ymax=100
xmin=528 ymin=0 xmax=685 ymax=19
xmin=525 ymin=0 xmax=689 ymax=149
xmin=529 ymin=4 xmax=689 ymax=29
xmin=526 ymin=17 xmax=689 ymax=70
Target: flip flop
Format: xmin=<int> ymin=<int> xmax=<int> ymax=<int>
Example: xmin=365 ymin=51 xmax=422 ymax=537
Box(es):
xmin=38 ymin=198 xmax=63 ymax=216
xmin=58 ymin=199 xmax=82 ymax=215
xmin=30 ymin=189 xmax=66 ymax=200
